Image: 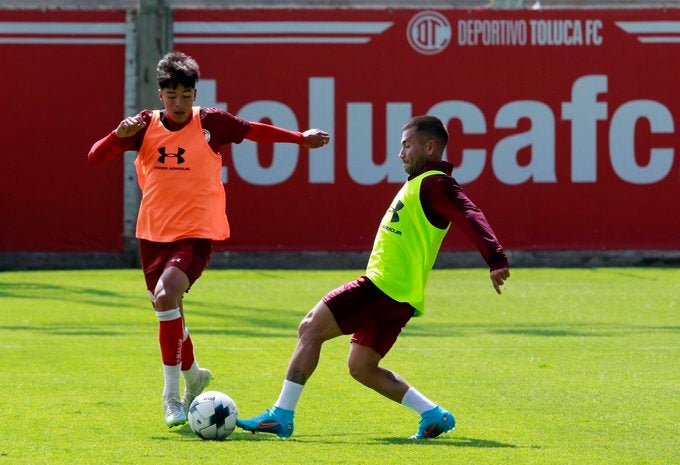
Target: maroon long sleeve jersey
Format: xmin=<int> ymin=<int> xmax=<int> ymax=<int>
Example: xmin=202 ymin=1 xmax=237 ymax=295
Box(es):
xmin=87 ymin=107 xmax=304 ymax=164
xmin=414 ymin=161 xmax=508 ymax=271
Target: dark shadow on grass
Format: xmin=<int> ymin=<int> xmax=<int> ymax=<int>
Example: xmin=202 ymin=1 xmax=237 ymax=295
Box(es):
xmin=227 ymin=431 xmax=526 ymax=448
xmin=152 ymin=425 xmax=532 ymax=449
xmin=172 ymin=302 xmax=306 ymax=338
xmin=169 ymin=423 xmax=198 ymax=439
xmin=2 ymin=282 xmax=305 ymax=338
xmin=227 ymin=432 xmax=304 ymax=442
xmin=0 ymin=281 xmax=143 ymax=308
xmin=1 ymin=317 xmax=297 ymax=340
xmin=153 ymin=426 xmax=306 ymax=443
xmin=487 ymin=324 xmax=680 ymax=337
xmin=152 ymin=423 xmax=210 ymax=442
xmin=402 ymin=321 xmax=680 ymax=339
xmin=184 ymin=302 xmax=304 ymax=327
xmin=1 ymin=325 xmax=125 ymax=336
xmin=491 ymin=328 xmax=595 ymax=337
xmin=0 ymin=281 xmax=126 ymax=298
xmin=606 ymin=269 xmax=664 ymax=280
xmin=374 ymin=436 xmax=523 ymax=448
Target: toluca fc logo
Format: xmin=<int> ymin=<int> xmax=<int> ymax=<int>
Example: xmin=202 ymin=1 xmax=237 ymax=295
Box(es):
xmin=407 ymin=11 xmax=451 ymax=55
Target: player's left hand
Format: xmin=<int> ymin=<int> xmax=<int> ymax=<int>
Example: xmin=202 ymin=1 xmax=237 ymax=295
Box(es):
xmin=302 ymin=129 xmax=330 ymax=149
xmin=490 ymin=267 xmax=510 ymax=295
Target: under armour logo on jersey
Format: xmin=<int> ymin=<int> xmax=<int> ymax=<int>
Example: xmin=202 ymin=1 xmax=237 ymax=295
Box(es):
xmin=157 ymin=146 xmax=186 ymax=164
xmin=388 ymin=200 xmax=404 ymax=222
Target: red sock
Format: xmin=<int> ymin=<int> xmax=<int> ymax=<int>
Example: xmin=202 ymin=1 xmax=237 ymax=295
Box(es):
xmin=181 ymin=330 xmax=196 ymax=371
xmin=157 ymin=309 xmax=183 ymax=366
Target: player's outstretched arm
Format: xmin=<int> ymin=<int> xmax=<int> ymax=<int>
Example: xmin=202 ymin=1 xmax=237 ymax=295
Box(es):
xmin=245 ymin=121 xmax=329 ymax=149
xmin=490 ymin=267 xmax=510 ymax=295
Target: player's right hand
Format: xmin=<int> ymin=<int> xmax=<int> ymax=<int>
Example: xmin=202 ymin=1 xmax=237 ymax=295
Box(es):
xmin=491 ymin=267 xmax=510 ymax=295
xmin=115 ymin=115 xmax=147 ymax=138
xmin=302 ymin=129 xmax=330 ymax=149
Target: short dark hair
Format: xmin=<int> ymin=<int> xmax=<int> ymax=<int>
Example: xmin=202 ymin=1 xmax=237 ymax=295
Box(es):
xmin=403 ymin=115 xmax=448 ymax=149
xmin=156 ymin=51 xmax=200 ymax=89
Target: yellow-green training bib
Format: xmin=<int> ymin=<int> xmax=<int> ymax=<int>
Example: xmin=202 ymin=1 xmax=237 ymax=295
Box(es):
xmin=365 ymin=170 xmax=449 ymax=316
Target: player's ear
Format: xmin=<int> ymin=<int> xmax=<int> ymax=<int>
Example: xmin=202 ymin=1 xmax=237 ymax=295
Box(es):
xmin=427 ymin=138 xmax=437 ymax=155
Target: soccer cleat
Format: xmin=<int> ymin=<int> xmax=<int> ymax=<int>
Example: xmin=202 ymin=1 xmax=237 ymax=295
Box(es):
xmin=410 ymin=406 xmax=456 ymax=439
xmin=163 ymin=397 xmax=187 ymax=428
xmin=236 ymin=407 xmax=294 ymax=439
xmin=183 ymin=368 xmax=212 ymax=415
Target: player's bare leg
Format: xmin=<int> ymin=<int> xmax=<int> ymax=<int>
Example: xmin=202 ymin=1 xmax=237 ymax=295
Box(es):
xmin=347 ymin=342 xmax=410 ymax=402
xmin=347 ymin=342 xmax=455 ymax=439
xmin=285 ymin=301 xmax=343 ymax=384
xmin=237 ymin=301 xmax=342 ymax=438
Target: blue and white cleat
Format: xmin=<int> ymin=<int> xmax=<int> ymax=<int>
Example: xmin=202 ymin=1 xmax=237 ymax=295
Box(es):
xmin=163 ymin=397 xmax=187 ymax=428
xmin=410 ymin=406 xmax=455 ymax=439
xmin=236 ymin=407 xmax=294 ymax=439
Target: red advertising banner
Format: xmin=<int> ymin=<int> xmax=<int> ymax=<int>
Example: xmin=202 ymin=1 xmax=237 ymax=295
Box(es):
xmin=174 ymin=8 xmax=680 ymax=252
xmin=2 ymin=8 xmax=680 ymax=253
xmin=0 ymin=10 xmax=126 ymax=252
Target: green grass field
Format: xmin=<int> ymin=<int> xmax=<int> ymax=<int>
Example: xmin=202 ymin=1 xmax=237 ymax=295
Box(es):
xmin=1 ymin=267 xmax=678 ymax=465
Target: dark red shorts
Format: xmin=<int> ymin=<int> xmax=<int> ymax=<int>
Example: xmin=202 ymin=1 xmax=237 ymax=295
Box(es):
xmin=139 ymin=238 xmax=212 ymax=292
xmin=323 ymin=276 xmax=415 ymax=358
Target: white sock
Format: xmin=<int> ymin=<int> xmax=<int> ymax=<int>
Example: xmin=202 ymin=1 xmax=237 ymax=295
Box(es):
xmin=156 ymin=308 xmax=181 ymax=321
xmin=162 ymin=364 xmax=182 ymax=400
xmin=274 ymin=380 xmax=304 ymax=411
xmin=182 ymin=360 xmax=201 ymax=389
xmin=401 ymin=387 xmax=437 ymax=415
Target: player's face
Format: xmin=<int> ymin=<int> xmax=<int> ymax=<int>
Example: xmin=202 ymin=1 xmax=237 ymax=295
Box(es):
xmin=159 ymin=84 xmax=196 ymax=123
xmin=399 ymin=127 xmax=432 ymax=176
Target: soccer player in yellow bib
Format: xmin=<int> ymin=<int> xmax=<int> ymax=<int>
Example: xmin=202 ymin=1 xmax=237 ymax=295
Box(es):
xmin=237 ymin=115 xmax=510 ymax=439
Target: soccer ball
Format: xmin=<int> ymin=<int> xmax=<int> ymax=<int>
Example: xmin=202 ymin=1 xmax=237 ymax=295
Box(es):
xmin=188 ymin=391 xmax=238 ymax=440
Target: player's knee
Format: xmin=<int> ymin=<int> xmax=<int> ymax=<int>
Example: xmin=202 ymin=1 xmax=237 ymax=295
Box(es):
xmin=154 ymin=291 xmax=178 ymax=311
xmin=297 ymin=317 xmax=318 ymax=341
xmin=298 ymin=305 xmax=338 ymax=345
xmin=297 ymin=317 xmax=308 ymax=337
xmin=347 ymin=359 xmax=371 ymax=383
xmin=297 ymin=310 xmax=318 ymax=338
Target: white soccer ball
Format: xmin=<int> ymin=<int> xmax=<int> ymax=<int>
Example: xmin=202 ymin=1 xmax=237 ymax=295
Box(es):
xmin=188 ymin=391 xmax=238 ymax=440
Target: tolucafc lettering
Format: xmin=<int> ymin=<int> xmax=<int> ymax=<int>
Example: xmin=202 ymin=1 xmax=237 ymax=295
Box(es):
xmin=215 ymin=75 xmax=674 ymax=186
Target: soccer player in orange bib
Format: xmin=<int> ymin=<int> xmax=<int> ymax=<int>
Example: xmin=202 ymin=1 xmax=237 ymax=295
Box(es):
xmin=88 ymin=51 xmax=329 ymax=428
